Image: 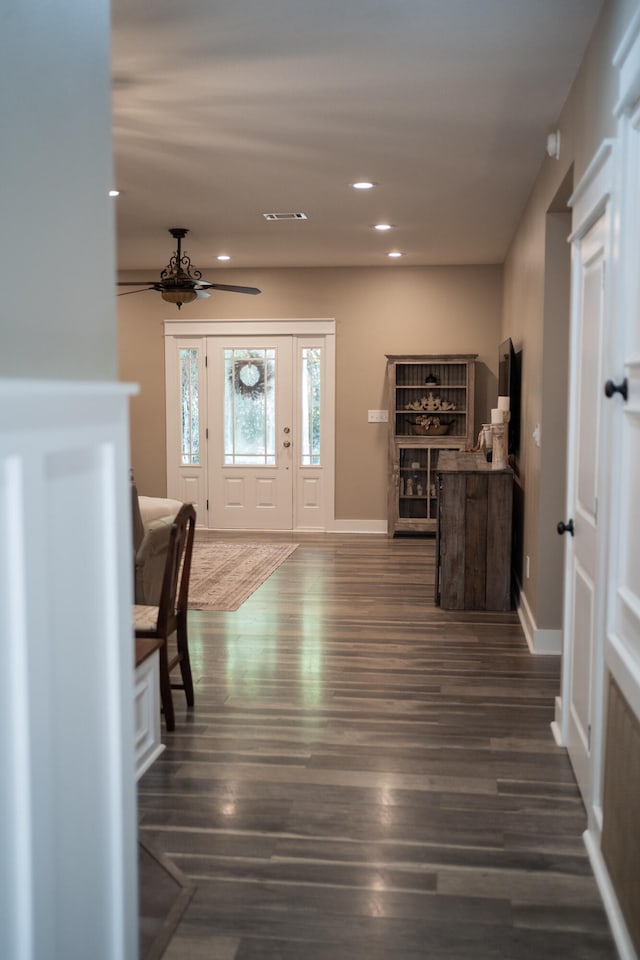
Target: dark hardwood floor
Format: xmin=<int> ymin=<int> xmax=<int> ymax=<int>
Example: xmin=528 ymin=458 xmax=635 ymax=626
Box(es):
xmin=138 ymin=534 xmax=616 ymax=959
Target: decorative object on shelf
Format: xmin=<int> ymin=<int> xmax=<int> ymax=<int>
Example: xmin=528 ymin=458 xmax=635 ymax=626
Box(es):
xmin=491 ymin=405 xmax=510 ymax=425
xmin=411 ymin=415 xmax=450 ymax=436
xmin=424 ymin=374 xmax=439 ymax=385
xmin=474 ymin=423 xmax=494 ymax=452
xmin=405 ymin=392 xmax=456 ymax=412
xmin=491 ymin=423 xmax=508 ymax=469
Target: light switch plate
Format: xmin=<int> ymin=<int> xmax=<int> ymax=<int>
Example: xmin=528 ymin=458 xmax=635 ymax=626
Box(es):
xmin=368 ymin=410 xmax=389 ymax=422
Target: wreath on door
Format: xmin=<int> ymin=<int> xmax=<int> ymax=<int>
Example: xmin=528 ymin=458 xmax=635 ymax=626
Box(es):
xmin=233 ymin=359 xmax=265 ymax=398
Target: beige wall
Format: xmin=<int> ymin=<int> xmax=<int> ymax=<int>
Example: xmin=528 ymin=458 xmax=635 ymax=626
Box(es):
xmin=502 ymin=0 xmax=635 ymax=630
xmin=119 ymin=265 xmax=502 ymax=519
xmin=0 ymin=2 xmax=116 ymax=379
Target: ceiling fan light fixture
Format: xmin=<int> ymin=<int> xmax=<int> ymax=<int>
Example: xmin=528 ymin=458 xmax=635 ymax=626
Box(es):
xmin=161 ymin=288 xmax=198 ymax=306
xmin=116 ymin=228 xmax=261 ymax=308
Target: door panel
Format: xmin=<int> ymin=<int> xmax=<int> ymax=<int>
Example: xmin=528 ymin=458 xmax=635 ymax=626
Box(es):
xmin=606 ymin=102 xmax=640 ymax=727
xmin=301 ymin=476 xmax=321 ymax=509
xmin=576 ymin=262 xmax=603 ymax=514
xmin=571 ymin=563 xmax=594 ymax=750
xmin=209 ymin=337 xmax=293 ymax=530
xmin=564 ymin=211 xmax=608 ymax=806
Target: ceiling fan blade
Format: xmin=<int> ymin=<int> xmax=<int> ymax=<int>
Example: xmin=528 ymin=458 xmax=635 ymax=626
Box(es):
xmin=117 ymin=287 xmax=155 ymax=297
xmin=196 ymin=290 xmax=211 ymax=299
xmin=117 ymin=281 xmax=162 ymax=287
xmin=198 ymin=282 xmax=261 ymax=295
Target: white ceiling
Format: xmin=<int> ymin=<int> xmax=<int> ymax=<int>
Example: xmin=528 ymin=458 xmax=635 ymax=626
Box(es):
xmin=111 ymin=0 xmax=603 ymax=274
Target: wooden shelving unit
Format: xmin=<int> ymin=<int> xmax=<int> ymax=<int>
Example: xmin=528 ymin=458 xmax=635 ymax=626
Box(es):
xmin=386 ymin=354 xmax=476 ymax=536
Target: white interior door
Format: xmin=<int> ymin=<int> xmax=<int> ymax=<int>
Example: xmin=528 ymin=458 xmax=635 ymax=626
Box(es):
xmin=562 ymin=206 xmax=610 ymax=807
xmin=208 ymin=337 xmax=294 ymax=530
xmin=604 ymin=87 xmax=640 ymax=750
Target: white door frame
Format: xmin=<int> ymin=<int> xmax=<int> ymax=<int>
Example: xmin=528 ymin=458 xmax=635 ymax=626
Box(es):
xmin=585 ymin=19 xmax=640 ymax=960
xmin=164 ymin=319 xmax=336 ymax=531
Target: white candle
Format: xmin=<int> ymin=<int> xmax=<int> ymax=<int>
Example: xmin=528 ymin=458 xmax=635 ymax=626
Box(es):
xmin=498 ymin=395 xmax=510 ymax=412
xmin=491 ymin=407 xmax=503 ymax=424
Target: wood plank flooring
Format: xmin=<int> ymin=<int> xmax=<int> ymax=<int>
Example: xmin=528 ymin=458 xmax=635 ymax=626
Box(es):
xmin=138 ymin=534 xmax=616 ymax=959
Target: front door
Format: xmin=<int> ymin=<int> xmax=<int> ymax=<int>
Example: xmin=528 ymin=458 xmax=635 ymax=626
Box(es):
xmin=562 ymin=207 xmax=609 ymax=807
xmin=165 ymin=320 xmax=335 ymax=532
xmin=208 ymin=337 xmax=294 ymax=530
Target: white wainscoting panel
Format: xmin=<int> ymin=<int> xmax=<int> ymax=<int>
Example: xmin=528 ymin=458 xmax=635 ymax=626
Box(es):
xmin=0 ymin=379 xmax=138 ymax=960
xmin=135 ymin=650 xmax=164 ymax=780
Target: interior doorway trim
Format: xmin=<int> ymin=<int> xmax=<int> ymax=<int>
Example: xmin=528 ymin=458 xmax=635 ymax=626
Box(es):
xmin=165 ymin=319 xmax=335 ymax=337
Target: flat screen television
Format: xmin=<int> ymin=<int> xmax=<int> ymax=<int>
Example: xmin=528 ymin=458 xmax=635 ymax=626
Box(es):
xmin=498 ymin=337 xmax=520 ymax=455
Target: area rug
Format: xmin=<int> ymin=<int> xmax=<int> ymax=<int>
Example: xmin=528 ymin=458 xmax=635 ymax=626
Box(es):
xmin=188 ymin=540 xmax=298 ymax=611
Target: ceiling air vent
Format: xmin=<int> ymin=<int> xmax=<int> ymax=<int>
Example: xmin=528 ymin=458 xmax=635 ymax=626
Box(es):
xmin=263 ymin=212 xmax=308 ymax=220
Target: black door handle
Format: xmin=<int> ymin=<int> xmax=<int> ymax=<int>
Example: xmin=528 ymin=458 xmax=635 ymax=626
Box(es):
xmin=604 ymin=378 xmax=628 ymax=401
xmin=557 ymin=519 xmax=574 ymax=536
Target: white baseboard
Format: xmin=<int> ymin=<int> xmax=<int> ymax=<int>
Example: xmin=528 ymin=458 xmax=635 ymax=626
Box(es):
xmin=330 ymin=519 xmax=388 ymax=534
xmin=550 ymin=696 xmax=564 ymax=746
xmin=517 ymin=587 xmax=562 ymax=655
xmin=583 ymin=829 xmax=638 ymax=960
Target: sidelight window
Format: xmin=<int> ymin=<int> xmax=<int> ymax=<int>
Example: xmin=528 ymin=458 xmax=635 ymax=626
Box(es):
xmin=301 ymin=347 xmax=321 ymax=466
xmin=179 ymin=347 xmax=200 ymax=465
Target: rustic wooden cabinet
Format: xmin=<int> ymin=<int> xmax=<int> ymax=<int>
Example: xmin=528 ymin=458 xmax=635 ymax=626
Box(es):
xmin=386 ymin=354 xmax=476 ymax=535
xmin=435 ymin=451 xmax=513 ymax=610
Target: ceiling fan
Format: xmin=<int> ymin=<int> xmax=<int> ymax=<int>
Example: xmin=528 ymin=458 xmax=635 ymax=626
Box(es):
xmin=117 ymin=227 xmax=261 ymax=309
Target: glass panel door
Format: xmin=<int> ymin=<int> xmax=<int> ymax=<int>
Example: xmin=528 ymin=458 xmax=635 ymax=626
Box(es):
xmin=223 ymin=349 xmax=276 ymax=465
xmin=209 ymin=337 xmax=293 ymax=530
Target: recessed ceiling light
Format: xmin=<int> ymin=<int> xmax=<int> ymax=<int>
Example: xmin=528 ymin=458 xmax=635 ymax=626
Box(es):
xmin=108 ymin=189 xmax=120 ymax=197
xmin=374 ymin=223 xmax=393 ymax=231
xmin=217 ymin=254 xmax=231 ymax=261
xmin=351 ymin=181 xmax=376 ymax=190
xmin=388 ymin=251 xmax=402 ymax=258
